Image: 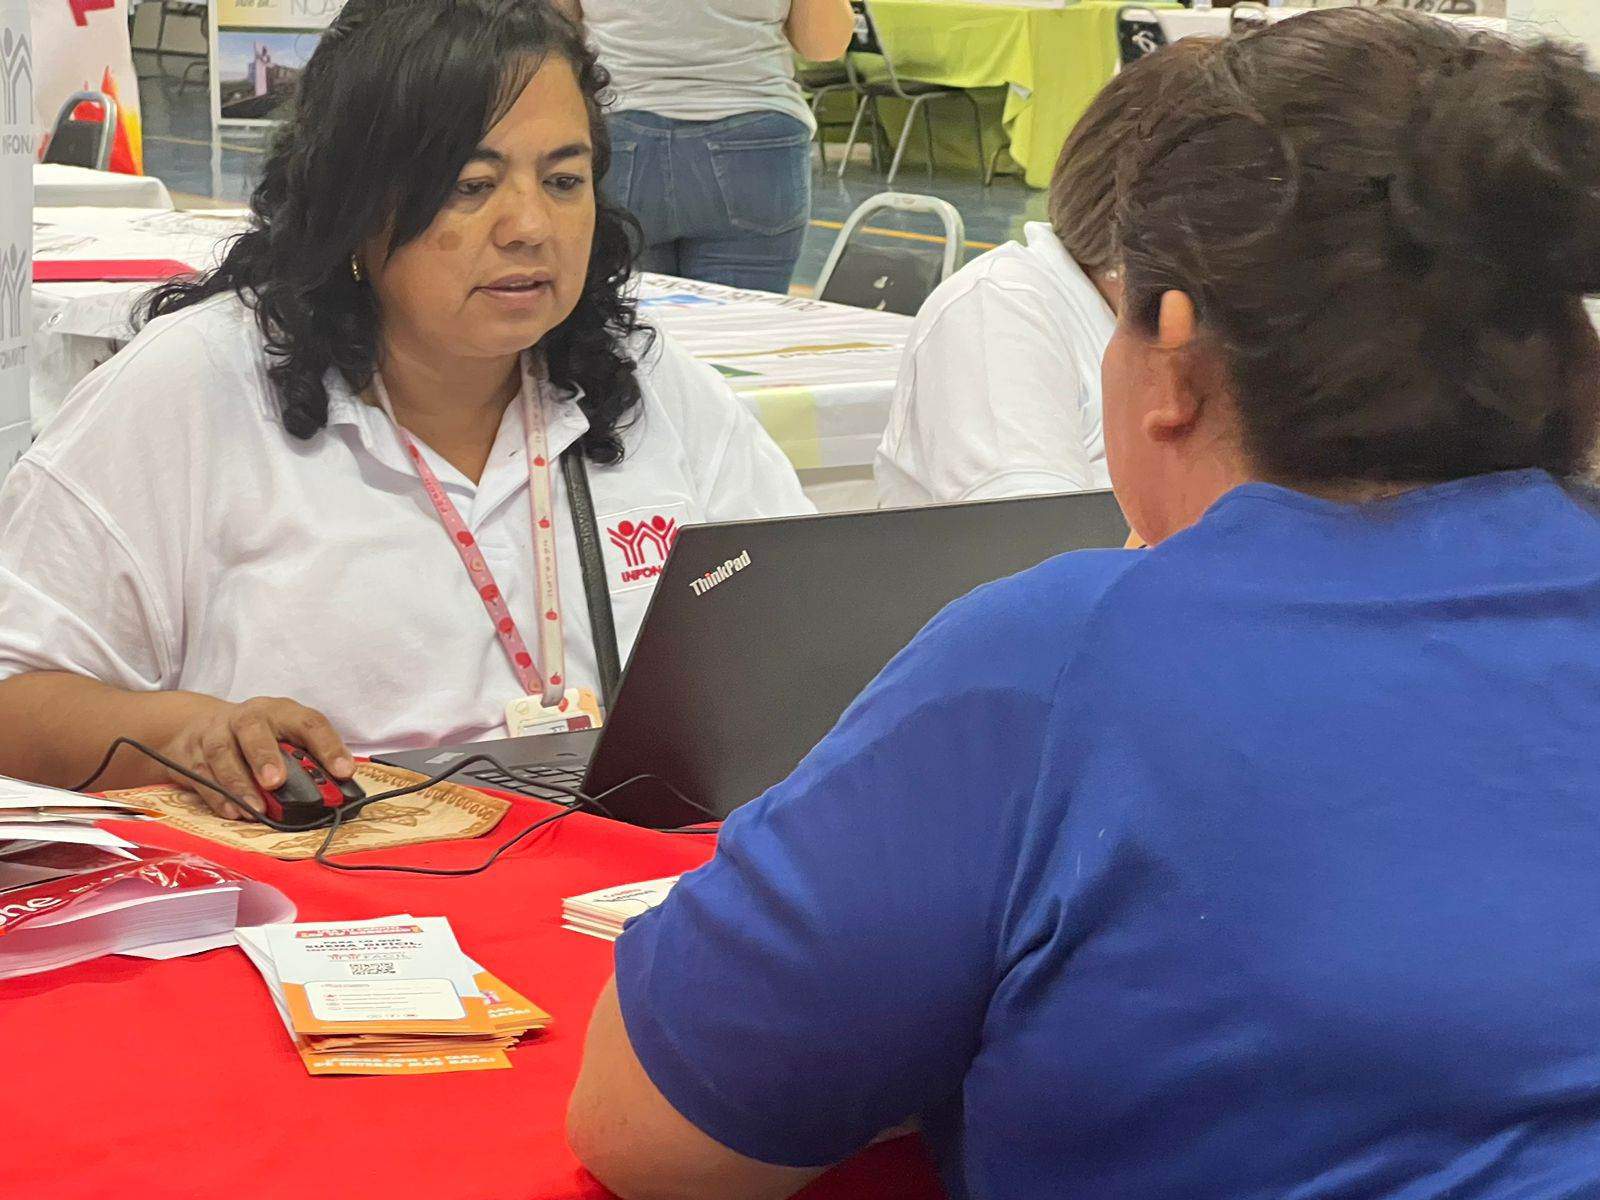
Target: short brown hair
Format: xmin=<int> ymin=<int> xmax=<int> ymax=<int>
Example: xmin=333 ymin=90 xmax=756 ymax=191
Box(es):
xmin=1048 ymin=39 xmax=1217 ymax=274
xmin=1118 ymin=8 xmax=1600 ymax=485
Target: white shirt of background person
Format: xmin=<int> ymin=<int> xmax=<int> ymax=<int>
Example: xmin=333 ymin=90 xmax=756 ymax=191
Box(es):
xmin=875 ymin=221 xmax=1115 ymax=508
xmin=874 ymin=41 xmax=1216 ymax=509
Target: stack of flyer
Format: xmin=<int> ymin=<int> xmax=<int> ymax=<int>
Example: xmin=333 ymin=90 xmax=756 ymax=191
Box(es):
xmin=0 ymin=775 xmax=295 ymax=978
xmin=236 ymin=916 xmax=550 ymax=1076
xmin=561 ymin=876 xmax=680 ymax=941
xmin=0 ymin=773 xmax=157 ymax=843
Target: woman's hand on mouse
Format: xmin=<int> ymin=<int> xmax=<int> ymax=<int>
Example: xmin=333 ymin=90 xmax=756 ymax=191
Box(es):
xmin=157 ymin=696 xmax=355 ymax=821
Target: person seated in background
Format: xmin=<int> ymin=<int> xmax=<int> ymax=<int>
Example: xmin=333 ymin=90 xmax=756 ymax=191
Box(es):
xmin=0 ymin=0 xmax=809 ymax=814
xmin=875 ymin=38 xmax=1214 ymax=508
xmin=570 ymin=10 xmax=1600 ymax=1198
xmin=559 ymin=0 xmax=854 ymax=294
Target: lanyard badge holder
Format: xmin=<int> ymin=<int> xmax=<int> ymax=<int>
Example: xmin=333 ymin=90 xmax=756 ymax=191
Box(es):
xmin=503 ymin=450 xmax=620 ymax=737
xmin=372 ymin=355 xmax=623 ymax=737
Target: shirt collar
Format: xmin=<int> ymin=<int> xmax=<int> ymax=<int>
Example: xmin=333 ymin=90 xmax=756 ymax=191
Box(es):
xmin=321 ymin=361 xmax=593 ymax=484
xmin=1023 ymin=221 xmax=1117 ymax=328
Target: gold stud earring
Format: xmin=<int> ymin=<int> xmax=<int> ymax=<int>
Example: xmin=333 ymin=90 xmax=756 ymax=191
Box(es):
xmin=350 ymin=254 xmax=364 ymax=283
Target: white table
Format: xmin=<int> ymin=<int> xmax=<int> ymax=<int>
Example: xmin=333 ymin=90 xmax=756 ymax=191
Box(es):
xmin=634 ymin=274 xmax=910 ymax=505
xmin=28 ymin=211 xmax=912 ymax=510
xmin=30 ymin=206 xmax=248 ymax=433
xmin=33 ymin=163 xmax=174 ymax=211
xmin=1158 ymin=8 xmax=1508 ymax=39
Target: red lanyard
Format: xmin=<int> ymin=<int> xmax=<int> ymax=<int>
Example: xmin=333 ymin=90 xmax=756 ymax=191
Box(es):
xmin=372 ymin=353 xmax=567 ymax=706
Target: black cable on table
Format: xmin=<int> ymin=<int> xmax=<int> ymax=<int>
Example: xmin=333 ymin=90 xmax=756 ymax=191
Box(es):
xmin=68 ymin=737 xmax=721 ymax=877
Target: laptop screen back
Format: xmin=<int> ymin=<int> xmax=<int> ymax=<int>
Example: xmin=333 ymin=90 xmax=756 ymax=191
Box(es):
xmin=587 ymin=491 xmax=1130 ymax=827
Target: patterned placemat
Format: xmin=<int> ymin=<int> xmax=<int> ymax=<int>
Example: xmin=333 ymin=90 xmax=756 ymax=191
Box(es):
xmin=107 ymin=764 xmax=511 ymax=861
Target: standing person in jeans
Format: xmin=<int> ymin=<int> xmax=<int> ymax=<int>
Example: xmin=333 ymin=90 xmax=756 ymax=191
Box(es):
xmin=559 ymin=0 xmax=853 ymax=293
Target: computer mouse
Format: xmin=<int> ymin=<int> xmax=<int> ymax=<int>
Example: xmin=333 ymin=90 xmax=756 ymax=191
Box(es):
xmin=253 ymin=742 xmax=366 ymax=828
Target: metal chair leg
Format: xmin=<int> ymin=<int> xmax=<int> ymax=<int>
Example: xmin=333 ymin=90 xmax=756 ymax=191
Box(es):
xmin=923 ymin=97 xmax=937 ymax=180
xmin=811 ymin=92 xmax=826 ymax=168
xmin=139 ymin=3 xmax=170 ymax=80
xmin=985 ymin=139 xmax=1009 ymax=187
xmin=965 ymin=91 xmax=988 ymax=188
xmin=867 ymin=97 xmax=891 ymax=172
xmin=887 ymin=95 xmax=925 ymax=187
xmin=180 ymin=57 xmax=208 ymax=93
xmin=838 ymin=92 xmax=871 ymax=180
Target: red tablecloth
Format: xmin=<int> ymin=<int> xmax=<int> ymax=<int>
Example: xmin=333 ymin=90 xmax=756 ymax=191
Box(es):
xmin=0 ymin=798 xmax=945 ymax=1199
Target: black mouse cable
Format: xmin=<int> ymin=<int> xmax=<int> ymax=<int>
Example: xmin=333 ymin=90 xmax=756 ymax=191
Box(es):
xmin=310 ymin=773 xmax=714 ymax=877
xmin=65 ymin=737 xmax=720 ymax=877
xmin=67 ymin=736 xmax=504 ymax=831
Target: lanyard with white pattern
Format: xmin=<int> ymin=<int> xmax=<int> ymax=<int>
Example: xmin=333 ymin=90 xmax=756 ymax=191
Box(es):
xmin=372 ymin=352 xmax=567 ymax=706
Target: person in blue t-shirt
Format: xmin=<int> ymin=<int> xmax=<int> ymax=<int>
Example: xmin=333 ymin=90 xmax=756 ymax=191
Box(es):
xmin=569 ymin=11 xmax=1600 ymax=1199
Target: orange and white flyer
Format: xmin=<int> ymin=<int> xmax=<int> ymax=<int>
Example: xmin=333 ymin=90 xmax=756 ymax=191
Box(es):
xmin=236 ymin=916 xmax=549 ymax=1077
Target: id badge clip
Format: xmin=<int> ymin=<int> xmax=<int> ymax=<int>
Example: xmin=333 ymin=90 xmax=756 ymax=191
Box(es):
xmin=505 ymin=688 xmax=604 ymax=739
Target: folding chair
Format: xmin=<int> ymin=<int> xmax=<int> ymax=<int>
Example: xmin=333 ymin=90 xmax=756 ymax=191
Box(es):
xmin=814 ymin=193 xmax=966 ymax=316
xmin=838 ymin=0 xmax=987 ymax=188
xmin=1229 ymin=3 xmax=1271 ymax=34
xmin=798 ymin=59 xmax=865 ymax=169
xmin=41 ymin=91 xmax=119 ymax=171
xmin=1117 ymin=7 xmax=1169 ymax=67
xmin=138 ymin=1 xmax=209 ymax=92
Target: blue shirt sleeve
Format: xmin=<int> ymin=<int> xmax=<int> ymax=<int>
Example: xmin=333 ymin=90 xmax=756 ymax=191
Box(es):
xmin=613 ymin=551 xmax=1133 ymax=1168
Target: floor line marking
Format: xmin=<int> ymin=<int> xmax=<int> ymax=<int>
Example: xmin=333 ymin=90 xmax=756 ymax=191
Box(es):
xmin=808 ymin=218 xmax=999 ymax=252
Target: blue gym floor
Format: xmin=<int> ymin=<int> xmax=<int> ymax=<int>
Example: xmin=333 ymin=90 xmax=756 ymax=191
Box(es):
xmin=133 ymin=50 xmax=1049 ymax=292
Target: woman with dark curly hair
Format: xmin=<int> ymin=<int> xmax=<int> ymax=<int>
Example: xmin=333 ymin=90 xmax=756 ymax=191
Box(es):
xmin=0 ymin=0 xmax=809 ymax=813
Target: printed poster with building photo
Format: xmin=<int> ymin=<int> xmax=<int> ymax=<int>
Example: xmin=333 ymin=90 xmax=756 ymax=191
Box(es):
xmin=211 ymin=0 xmax=345 ymax=126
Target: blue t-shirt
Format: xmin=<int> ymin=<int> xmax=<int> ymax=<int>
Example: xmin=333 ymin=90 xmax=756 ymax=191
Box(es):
xmin=615 ymin=470 xmax=1600 ymax=1199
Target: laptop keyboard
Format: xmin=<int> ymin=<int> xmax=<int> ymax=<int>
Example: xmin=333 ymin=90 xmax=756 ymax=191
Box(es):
xmin=460 ymin=763 xmax=587 ymax=802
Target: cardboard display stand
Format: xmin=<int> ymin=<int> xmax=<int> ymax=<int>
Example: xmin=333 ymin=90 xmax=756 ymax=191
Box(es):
xmin=0 ymin=0 xmax=30 ymax=482
xmin=210 ymin=0 xmax=344 ymax=128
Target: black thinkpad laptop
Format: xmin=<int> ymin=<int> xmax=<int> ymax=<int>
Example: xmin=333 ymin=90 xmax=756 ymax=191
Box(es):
xmin=375 ymin=490 xmax=1130 ymax=828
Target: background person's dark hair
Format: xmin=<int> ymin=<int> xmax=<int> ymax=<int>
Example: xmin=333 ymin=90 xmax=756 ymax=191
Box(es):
xmin=142 ymin=0 xmax=647 ymax=464
xmin=1117 ymin=8 xmax=1600 ymax=485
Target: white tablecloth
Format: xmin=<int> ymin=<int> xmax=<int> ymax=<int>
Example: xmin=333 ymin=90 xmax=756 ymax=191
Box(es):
xmin=1158 ymin=8 xmax=1507 ymax=40
xmin=30 ymin=206 xmax=248 ymax=430
xmin=634 ymin=274 xmax=910 ymax=476
xmin=28 ymin=211 xmax=912 ymax=491
xmin=33 ymin=163 xmax=174 ymax=211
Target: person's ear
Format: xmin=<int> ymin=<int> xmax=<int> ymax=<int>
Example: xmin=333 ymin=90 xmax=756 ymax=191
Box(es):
xmin=1141 ymin=290 xmax=1206 ymax=444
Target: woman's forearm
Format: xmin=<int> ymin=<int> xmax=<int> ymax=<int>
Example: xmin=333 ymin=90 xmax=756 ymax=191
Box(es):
xmin=0 ymin=672 xmax=224 ymax=790
xmin=786 ymin=0 xmax=854 ymax=61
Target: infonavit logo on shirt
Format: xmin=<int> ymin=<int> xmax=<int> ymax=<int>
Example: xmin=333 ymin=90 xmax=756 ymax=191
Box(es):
xmin=606 ymin=513 xmax=680 ymax=587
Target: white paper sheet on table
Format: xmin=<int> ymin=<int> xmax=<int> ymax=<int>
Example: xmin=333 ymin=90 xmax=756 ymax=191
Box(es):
xmin=0 ymin=822 xmax=138 ymax=849
xmin=0 ymin=776 xmax=154 ymax=812
xmin=634 ymin=273 xmax=910 ymax=394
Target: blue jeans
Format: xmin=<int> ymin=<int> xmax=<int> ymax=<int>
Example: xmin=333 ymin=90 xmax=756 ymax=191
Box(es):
xmin=604 ymin=110 xmax=813 ymax=295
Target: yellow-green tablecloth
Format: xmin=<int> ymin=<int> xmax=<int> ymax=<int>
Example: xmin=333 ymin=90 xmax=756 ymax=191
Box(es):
xmin=829 ymin=1 xmax=1177 ymax=189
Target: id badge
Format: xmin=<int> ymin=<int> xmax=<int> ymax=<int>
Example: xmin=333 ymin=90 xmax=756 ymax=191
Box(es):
xmin=505 ymin=688 xmax=604 ymax=739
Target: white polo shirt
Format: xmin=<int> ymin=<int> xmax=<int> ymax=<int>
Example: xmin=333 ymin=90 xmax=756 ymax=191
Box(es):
xmin=0 ymin=293 xmax=812 ymax=754
xmin=875 ymin=222 xmax=1116 ymax=508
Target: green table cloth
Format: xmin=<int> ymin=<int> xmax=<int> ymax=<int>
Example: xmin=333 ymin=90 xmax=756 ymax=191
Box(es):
xmin=824 ymin=1 xmax=1177 ymax=189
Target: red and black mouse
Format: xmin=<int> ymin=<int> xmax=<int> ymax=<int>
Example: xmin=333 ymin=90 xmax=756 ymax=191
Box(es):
xmin=254 ymin=742 xmax=365 ymax=828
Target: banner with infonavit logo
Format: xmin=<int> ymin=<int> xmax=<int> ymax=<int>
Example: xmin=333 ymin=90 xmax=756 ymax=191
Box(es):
xmin=0 ymin=0 xmax=31 ymax=480
xmin=30 ymin=0 xmax=141 ymax=173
